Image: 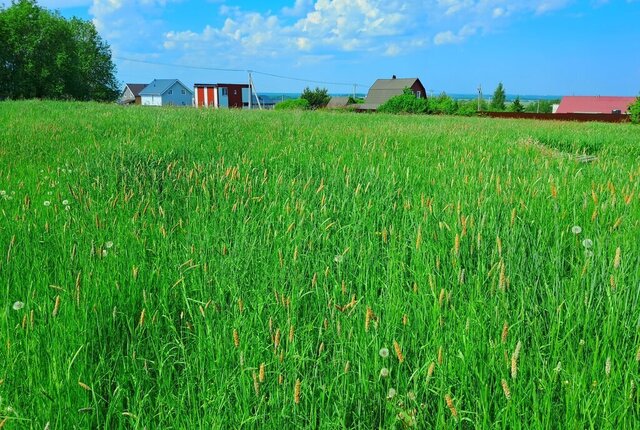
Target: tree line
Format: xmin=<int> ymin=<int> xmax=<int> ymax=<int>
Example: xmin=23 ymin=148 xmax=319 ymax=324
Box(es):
xmin=0 ymin=0 xmax=119 ymax=101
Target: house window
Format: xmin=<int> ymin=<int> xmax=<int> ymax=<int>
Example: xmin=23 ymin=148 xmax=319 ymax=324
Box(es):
xmin=168 ymin=89 xmax=173 ymax=95
xmin=221 ymin=88 xmax=228 ymax=96
xmin=416 ymin=90 xmax=421 ymax=98
xmin=181 ymin=89 xmax=186 ymax=95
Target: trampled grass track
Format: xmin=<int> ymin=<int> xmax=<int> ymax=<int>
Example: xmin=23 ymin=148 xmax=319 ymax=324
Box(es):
xmin=0 ymin=101 xmax=639 ymax=428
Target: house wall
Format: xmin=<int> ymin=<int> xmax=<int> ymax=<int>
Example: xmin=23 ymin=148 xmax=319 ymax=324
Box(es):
xmin=226 ymin=85 xmax=247 ymax=108
xmin=141 ymin=95 xmax=162 ymax=106
xmin=410 ymin=81 xmax=427 ymax=98
xmin=161 ymin=81 xmax=193 ymax=106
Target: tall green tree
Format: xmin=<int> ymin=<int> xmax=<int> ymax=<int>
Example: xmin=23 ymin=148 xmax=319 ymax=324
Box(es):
xmin=0 ymin=0 xmax=118 ymax=101
xmin=510 ymin=96 xmax=524 ymax=113
xmin=629 ymin=96 xmax=640 ymax=124
xmin=491 ymin=82 xmax=506 ymax=111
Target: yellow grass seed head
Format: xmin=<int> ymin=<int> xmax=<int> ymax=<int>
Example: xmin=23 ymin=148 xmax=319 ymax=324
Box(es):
xmin=511 ymin=341 xmax=522 ymax=380
xmin=444 ymin=394 xmax=458 ymax=418
xmin=501 ymin=321 xmax=509 ymax=344
xmin=613 ymin=247 xmax=621 ymax=269
xmin=438 ymin=346 xmax=444 ymax=365
xmin=393 ymin=340 xmax=404 ymax=364
xmin=501 ymin=379 xmax=511 ymax=400
xmin=426 ymin=362 xmax=436 ymax=384
xmin=294 ymin=378 xmax=301 ymax=404
xmin=259 ymin=363 xmax=266 ymax=383
xmin=52 ymin=295 xmax=61 ymax=317
xmin=233 ymin=329 xmax=240 ymax=348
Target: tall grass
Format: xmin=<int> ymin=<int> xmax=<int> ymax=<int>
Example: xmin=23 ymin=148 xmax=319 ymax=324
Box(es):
xmin=0 ymin=101 xmax=638 ymax=428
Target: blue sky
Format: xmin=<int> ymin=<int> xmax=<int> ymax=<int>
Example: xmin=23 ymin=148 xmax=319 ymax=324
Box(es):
xmin=33 ymin=0 xmax=640 ymax=96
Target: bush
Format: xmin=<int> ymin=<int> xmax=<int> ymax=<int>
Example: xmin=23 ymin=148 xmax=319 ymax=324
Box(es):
xmin=629 ymin=97 xmax=640 ymax=124
xmin=378 ymin=88 xmax=429 ymax=114
xmin=301 ymin=87 xmax=330 ymax=109
xmin=429 ymin=92 xmax=458 ymax=115
xmin=274 ymin=98 xmax=310 ymax=111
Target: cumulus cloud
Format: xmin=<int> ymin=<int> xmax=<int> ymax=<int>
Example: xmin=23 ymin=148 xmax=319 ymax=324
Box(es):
xmin=86 ymin=0 xmax=585 ymax=60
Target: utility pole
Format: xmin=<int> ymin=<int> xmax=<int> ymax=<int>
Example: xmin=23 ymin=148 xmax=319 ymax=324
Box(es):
xmin=248 ymin=71 xmax=252 ymax=110
xmin=353 ymin=84 xmax=357 ymax=100
xmin=537 ymin=100 xmax=540 ymax=113
xmin=477 ymin=85 xmax=483 ymax=112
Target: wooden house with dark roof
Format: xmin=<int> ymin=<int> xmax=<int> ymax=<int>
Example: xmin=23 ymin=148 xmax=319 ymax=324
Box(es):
xmin=358 ymin=76 xmax=426 ymax=111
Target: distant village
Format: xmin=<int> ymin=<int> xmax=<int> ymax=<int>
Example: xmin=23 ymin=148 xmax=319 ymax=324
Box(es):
xmin=121 ymin=77 xmax=637 ymax=119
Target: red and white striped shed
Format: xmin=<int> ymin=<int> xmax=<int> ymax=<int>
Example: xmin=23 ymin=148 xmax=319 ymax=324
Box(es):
xmin=194 ymin=83 xmax=250 ymax=108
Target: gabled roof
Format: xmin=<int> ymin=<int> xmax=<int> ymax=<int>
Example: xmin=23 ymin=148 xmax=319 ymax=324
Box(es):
xmin=327 ymin=96 xmax=351 ymax=108
xmin=365 ymin=77 xmax=423 ymax=107
xmin=140 ymin=79 xmax=194 ymax=96
xmin=124 ymin=83 xmax=147 ymax=97
xmin=556 ymin=96 xmax=636 ymax=114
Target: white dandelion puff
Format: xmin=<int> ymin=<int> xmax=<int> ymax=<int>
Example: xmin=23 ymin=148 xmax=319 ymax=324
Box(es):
xmin=0 ymin=190 xmax=5 ymax=196
xmin=387 ymin=388 xmax=397 ymax=399
xmin=571 ymin=225 xmax=582 ymax=234
xmin=13 ymin=301 xmax=25 ymax=311
xmin=43 ymin=201 xmax=51 ymax=207
xmin=334 ymin=254 xmax=343 ymax=264
xmin=584 ymin=250 xmax=594 ymax=258
xmin=105 ymin=241 xmax=114 ymax=249
xmin=62 ymin=199 xmax=69 ymax=206
xmin=102 ymin=249 xmax=108 ymax=257
xmin=379 ymin=367 xmax=390 ymax=378
xmin=379 ymin=347 xmax=390 ymax=358
xmin=582 ymin=239 xmax=593 ymax=249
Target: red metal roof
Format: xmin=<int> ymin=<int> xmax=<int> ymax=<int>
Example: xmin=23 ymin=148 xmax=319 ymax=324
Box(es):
xmin=556 ymin=96 xmax=636 ymax=114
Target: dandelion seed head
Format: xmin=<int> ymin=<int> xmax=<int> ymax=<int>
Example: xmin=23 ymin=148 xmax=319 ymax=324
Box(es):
xmin=584 ymin=250 xmax=594 ymax=258
xmin=62 ymin=200 xmax=69 ymax=206
xmin=571 ymin=225 xmax=582 ymax=234
xmin=0 ymin=190 xmax=5 ymax=196
xmin=387 ymin=388 xmax=396 ymax=399
xmin=379 ymin=347 xmax=390 ymax=358
xmin=105 ymin=241 xmax=114 ymax=249
xmin=102 ymin=249 xmax=108 ymax=257
xmin=582 ymin=239 xmax=593 ymax=249
xmin=379 ymin=367 xmax=389 ymax=378
xmin=334 ymin=254 xmax=343 ymax=264
xmin=65 ymin=206 xmax=70 ymax=211
xmin=13 ymin=301 xmax=25 ymax=311
xmin=43 ymin=201 xmax=51 ymax=207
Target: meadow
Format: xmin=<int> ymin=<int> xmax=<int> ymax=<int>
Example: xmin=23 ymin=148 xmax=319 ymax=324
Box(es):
xmin=0 ymin=101 xmax=638 ymax=429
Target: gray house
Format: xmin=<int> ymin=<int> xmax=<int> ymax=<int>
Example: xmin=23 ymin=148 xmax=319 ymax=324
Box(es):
xmin=120 ymin=83 xmax=146 ymax=105
xmin=358 ymin=76 xmax=426 ymax=111
xmin=139 ymin=79 xmax=193 ymax=107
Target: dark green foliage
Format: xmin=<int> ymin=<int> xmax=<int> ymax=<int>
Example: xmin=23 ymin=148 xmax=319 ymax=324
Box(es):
xmin=524 ymin=99 xmax=560 ymax=114
xmin=491 ymin=82 xmax=506 ymax=111
xmin=629 ymin=96 xmax=640 ymax=124
xmin=274 ymin=98 xmax=310 ymax=110
xmin=347 ymin=96 xmax=364 ymax=104
xmin=0 ymin=0 xmax=118 ymax=101
xmin=429 ymin=92 xmax=458 ymax=115
xmin=377 ymin=90 xmax=429 ymax=114
xmin=301 ymin=86 xmax=330 ymax=109
xmin=510 ymin=96 xmax=524 ymax=113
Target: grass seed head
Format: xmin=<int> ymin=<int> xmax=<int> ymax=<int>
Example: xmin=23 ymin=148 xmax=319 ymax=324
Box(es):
xmin=233 ymin=329 xmax=240 ymax=348
xmin=294 ymin=378 xmax=301 ymax=404
xmin=445 ymin=394 xmax=458 ymax=418
xmin=501 ymin=379 xmax=511 ymax=400
xmin=393 ymin=340 xmax=404 ymax=363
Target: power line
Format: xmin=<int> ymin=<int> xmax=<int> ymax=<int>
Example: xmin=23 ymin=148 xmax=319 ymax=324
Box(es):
xmin=114 ymin=56 xmax=366 ymax=88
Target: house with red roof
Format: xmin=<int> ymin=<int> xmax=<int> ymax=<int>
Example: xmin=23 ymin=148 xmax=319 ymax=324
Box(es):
xmin=556 ymin=96 xmax=636 ymax=114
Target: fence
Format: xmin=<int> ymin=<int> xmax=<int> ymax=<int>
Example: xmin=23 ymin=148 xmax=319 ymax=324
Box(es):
xmin=480 ymin=112 xmax=630 ymax=123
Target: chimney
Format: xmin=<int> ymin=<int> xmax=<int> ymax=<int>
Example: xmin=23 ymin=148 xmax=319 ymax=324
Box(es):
xmin=392 ymin=75 xmax=397 ymax=79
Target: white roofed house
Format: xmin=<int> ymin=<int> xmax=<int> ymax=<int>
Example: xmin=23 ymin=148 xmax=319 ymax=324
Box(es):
xmin=139 ymin=79 xmax=193 ymax=106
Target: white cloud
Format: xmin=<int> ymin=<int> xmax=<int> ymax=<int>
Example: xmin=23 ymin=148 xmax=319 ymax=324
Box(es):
xmin=85 ymin=0 xmax=585 ymax=61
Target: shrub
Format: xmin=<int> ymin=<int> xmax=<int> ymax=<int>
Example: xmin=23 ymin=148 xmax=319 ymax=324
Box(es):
xmin=629 ymin=97 xmax=640 ymax=124
xmin=274 ymin=98 xmax=310 ymax=111
xmin=301 ymin=87 xmax=330 ymax=109
xmin=378 ymin=88 xmax=429 ymax=114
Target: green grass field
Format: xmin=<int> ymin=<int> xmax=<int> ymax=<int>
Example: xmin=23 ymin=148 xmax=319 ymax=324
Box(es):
xmin=0 ymin=101 xmax=639 ymax=429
